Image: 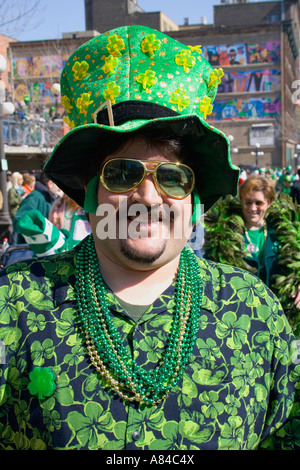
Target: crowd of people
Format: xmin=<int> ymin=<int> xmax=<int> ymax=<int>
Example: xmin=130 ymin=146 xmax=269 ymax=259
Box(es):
xmin=238 ymin=165 xmax=300 ymax=202
xmin=2 ymin=169 xmax=91 ymax=261
xmin=0 ymin=25 xmax=299 ymax=451
xmin=13 ymin=97 xmax=62 ymax=123
xmin=3 ymin=98 xmax=63 ymax=150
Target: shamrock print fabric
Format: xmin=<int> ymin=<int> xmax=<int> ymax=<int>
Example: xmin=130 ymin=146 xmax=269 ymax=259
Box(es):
xmin=59 ymin=25 xmax=223 ymax=129
xmin=0 ymin=243 xmax=299 ymax=450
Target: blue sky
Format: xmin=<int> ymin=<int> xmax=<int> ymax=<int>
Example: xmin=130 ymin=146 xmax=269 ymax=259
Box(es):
xmin=12 ymin=0 xmax=275 ymax=42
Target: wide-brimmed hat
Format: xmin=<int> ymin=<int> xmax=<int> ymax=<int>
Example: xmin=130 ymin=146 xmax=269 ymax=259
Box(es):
xmin=44 ymin=25 xmax=239 ymax=212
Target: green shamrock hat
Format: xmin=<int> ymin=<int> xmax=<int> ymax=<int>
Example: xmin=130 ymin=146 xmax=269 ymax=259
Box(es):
xmin=44 ymin=25 xmax=239 ymax=212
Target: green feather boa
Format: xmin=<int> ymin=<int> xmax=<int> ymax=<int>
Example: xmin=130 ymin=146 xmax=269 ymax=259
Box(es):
xmin=204 ymin=193 xmax=300 ymax=336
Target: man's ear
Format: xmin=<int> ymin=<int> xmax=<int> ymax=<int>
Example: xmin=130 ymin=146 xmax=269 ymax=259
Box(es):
xmin=83 ymin=175 xmax=99 ymax=214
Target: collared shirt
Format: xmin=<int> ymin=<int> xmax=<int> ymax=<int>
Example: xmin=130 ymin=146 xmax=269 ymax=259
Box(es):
xmin=0 ymin=244 xmax=299 ymax=450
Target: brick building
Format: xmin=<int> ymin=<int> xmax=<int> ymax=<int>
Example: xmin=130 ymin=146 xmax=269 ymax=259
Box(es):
xmin=170 ymin=1 xmax=300 ymax=170
xmin=5 ymin=31 xmax=99 ymax=170
xmin=0 ymin=34 xmax=18 ymax=100
xmin=85 ymin=0 xmax=178 ymax=33
xmin=4 ymin=0 xmax=300 ymax=171
xmin=84 ymin=0 xmax=300 ymax=170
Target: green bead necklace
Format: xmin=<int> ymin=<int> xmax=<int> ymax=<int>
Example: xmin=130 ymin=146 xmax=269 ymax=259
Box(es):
xmin=75 ymin=234 xmax=203 ymax=405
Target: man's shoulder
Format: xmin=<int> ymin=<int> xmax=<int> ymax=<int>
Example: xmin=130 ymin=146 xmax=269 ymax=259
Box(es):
xmin=198 ymin=256 xmax=257 ymax=280
xmin=197 ymin=256 xmax=279 ymax=310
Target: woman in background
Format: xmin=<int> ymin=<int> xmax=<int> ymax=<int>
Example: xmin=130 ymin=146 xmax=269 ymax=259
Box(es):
xmin=204 ymin=175 xmax=300 ymax=335
xmin=22 ymin=173 xmax=36 ymax=197
xmin=7 ymin=172 xmax=24 ymax=219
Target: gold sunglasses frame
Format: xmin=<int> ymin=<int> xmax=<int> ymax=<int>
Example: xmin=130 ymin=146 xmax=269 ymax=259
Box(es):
xmin=100 ymin=158 xmax=195 ymax=200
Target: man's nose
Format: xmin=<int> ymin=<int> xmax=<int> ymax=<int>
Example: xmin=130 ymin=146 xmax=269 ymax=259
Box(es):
xmin=131 ymin=175 xmax=163 ymax=205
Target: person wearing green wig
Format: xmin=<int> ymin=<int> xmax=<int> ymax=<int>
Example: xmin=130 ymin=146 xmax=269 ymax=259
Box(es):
xmin=0 ymin=25 xmax=299 ymax=451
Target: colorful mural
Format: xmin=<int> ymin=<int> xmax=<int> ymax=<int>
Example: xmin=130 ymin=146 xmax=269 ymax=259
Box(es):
xmin=247 ymin=41 xmax=280 ymax=64
xmin=202 ymin=40 xmax=281 ymax=66
xmin=12 ymin=54 xmax=69 ymax=79
xmin=203 ymin=44 xmax=247 ymax=66
xmin=219 ymin=69 xmax=280 ymax=93
xmin=32 ymin=55 xmax=63 ymax=77
xmin=12 ymin=40 xmax=281 ymax=111
xmin=14 ymin=82 xmax=30 ymax=103
xmin=211 ymin=97 xmax=281 ymax=120
xmin=32 ymin=82 xmax=59 ymax=103
xmin=14 ymin=81 xmax=59 ymax=104
xmin=13 ymin=57 xmax=33 ymax=78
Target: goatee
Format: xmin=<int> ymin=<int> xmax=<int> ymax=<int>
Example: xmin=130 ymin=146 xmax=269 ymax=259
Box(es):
xmin=120 ymin=239 xmax=166 ymax=264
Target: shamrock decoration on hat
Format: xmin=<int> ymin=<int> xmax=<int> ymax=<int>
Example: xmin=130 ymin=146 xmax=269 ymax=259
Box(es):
xmin=44 ymin=25 xmax=239 ymax=213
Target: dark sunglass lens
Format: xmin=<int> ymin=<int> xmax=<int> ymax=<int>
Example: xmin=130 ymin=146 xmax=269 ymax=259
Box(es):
xmin=157 ymin=164 xmax=194 ymax=197
xmin=103 ymin=160 xmax=144 ymax=191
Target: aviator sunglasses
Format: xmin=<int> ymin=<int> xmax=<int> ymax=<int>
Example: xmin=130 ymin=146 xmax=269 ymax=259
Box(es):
xmin=100 ymin=158 xmax=195 ymax=199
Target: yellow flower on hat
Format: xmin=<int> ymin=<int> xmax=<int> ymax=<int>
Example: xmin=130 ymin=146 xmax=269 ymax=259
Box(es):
xmin=63 ymin=116 xmax=75 ymax=129
xmin=76 ymin=92 xmax=94 ymax=116
xmin=104 ymin=81 xmax=121 ymax=104
xmin=175 ymin=49 xmax=196 ymax=72
xmin=102 ymin=55 xmax=119 ymax=75
xmin=137 ymin=70 xmax=158 ymax=91
xmin=141 ymin=34 xmax=161 ymax=58
xmin=106 ymin=34 xmax=126 ymax=57
xmin=188 ymin=45 xmax=203 ymax=55
xmin=72 ymin=61 xmax=90 ymax=81
xmin=199 ymin=96 xmax=213 ymax=119
xmin=208 ymin=68 xmax=224 ymax=88
xmin=61 ymin=95 xmax=73 ymax=114
xmin=170 ymin=87 xmax=190 ymax=112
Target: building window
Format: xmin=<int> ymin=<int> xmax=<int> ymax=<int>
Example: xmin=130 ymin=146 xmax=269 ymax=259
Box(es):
xmin=267 ymin=14 xmax=280 ymax=23
xmin=249 ymin=124 xmax=275 ymax=146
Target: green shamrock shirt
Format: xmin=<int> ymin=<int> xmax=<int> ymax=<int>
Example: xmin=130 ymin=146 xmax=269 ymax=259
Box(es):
xmin=0 ymin=242 xmax=299 ymax=450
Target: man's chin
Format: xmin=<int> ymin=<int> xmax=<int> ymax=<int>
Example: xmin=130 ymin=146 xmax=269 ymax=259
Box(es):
xmin=120 ymin=239 xmax=166 ymax=264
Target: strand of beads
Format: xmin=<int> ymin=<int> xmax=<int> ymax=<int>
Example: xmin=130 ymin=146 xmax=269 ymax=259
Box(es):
xmin=74 ymin=234 xmax=203 ymax=404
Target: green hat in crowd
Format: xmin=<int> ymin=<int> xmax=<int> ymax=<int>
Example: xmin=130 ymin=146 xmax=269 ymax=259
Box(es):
xmin=44 ymin=25 xmax=239 ymax=212
xmin=16 ymin=210 xmax=67 ymax=256
xmin=283 ymin=174 xmax=292 ymax=183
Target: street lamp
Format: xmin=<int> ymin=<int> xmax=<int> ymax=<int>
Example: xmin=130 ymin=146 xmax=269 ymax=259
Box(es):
xmin=51 ymin=83 xmax=61 ymax=118
xmin=0 ymin=54 xmax=15 ymax=240
xmin=251 ymin=143 xmax=264 ymax=169
xmin=295 ymin=144 xmax=300 ymax=168
xmin=227 ymin=134 xmax=239 ymax=154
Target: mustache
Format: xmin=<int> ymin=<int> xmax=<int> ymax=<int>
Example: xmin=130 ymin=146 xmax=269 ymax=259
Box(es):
xmin=116 ymin=202 xmax=176 ymax=222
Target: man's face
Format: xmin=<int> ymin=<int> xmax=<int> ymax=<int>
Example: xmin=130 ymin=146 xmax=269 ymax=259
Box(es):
xmin=48 ymin=180 xmax=64 ymax=198
xmin=229 ymin=50 xmax=236 ymax=60
xmin=88 ymin=136 xmax=193 ymax=271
